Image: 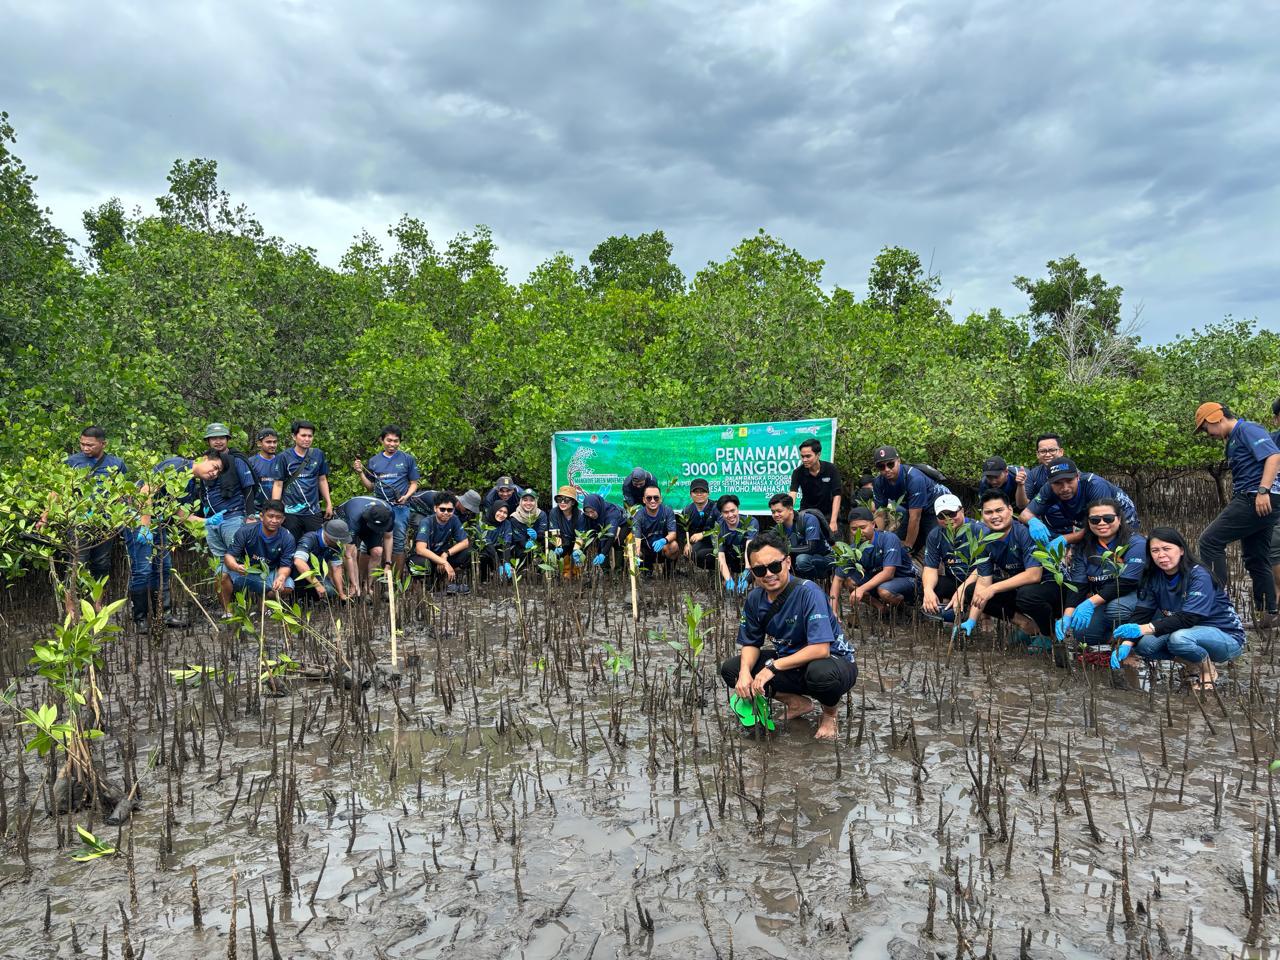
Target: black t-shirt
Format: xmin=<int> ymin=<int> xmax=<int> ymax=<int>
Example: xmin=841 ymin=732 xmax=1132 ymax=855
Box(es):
xmin=790 ymin=461 xmax=842 ymax=517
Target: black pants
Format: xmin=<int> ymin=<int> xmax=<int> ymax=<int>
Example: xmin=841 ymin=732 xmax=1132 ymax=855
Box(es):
xmin=1200 ymin=492 xmax=1279 ymax=614
xmin=284 ymin=513 xmax=324 ymax=542
xmin=688 ymin=537 xmax=717 ymax=570
xmin=720 ymin=548 xmax=746 ymax=576
xmin=719 ymin=648 xmax=858 ymax=708
xmin=1012 ymin=581 xmax=1065 ymax=636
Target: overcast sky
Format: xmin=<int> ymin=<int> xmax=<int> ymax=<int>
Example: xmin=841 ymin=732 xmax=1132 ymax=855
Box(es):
xmin=5 ymin=0 xmax=1278 ymax=341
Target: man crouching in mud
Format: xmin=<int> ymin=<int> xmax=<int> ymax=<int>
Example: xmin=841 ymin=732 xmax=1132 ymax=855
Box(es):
xmin=719 ymin=530 xmax=858 ymax=739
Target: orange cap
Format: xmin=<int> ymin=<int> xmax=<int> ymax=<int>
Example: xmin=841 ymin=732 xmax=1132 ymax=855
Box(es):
xmin=1193 ymin=401 xmax=1225 ymax=432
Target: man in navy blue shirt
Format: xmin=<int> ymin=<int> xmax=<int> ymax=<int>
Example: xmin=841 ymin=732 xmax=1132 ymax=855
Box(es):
xmin=482 ymin=476 xmax=521 ymax=515
xmin=58 ymin=425 xmax=129 ymax=598
xmin=340 ymin=496 xmax=394 ymax=596
xmin=623 ymin=467 xmax=660 ymax=508
xmin=957 ymin=490 xmax=1048 ymax=641
xmin=1020 ymin=458 xmax=1138 ymax=544
xmin=871 ymin=445 xmax=950 ymax=554
xmin=352 ymin=425 xmax=420 ymax=572
xmin=829 ymin=506 xmax=915 ymax=617
xmin=222 ymin=500 xmax=296 ymax=603
xmin=921 ymin=494 xmax=983 ymax=622
xmin=293 ymin=518 xmax=351 ymax=601
xmin=249 ymin=429 xmax=279 ymax=511
xmin=413 ymin=491 xmax=471 ymax=589
xmin=715 ymin=495 xmax=760 ymax=589
xmin=718 ymin=530 xmax=857 ymax=740
xmin=1271 ymin=397 xmax=1280 ymax=611
xmin=979 ymin=457 xmax=1027 ymax=500
xmin=680 ymin=478 xmax=721 ymax=570
xmin=769 ymin=493 xmax=832 ymax=580
xmin=199 ymin=422 xmax=257 ymax=615
xmin=1021 ymin=435 xmax=1065 ymax=508
xmin=1195 ymin=401 xmax=1280 ymax=627
xmin=634 ymin=484 xmax=680 ymax=573
xmin=271 ymin=420 xmax=334 ymax=542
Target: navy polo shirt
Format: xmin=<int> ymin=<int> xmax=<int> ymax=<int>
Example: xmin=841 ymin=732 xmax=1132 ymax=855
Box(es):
xmin=415 ymin=515 xmax=467 ymax=554
xmin=66 ymin=451 xmax=128 ymax=479
xmin=716 ymin=515 xmax=760 ymax=554
xmin=1023 ymin=464 xmax=1051 ymax=503
xmin=976 ymin=522 xmax=1041 ymax=580
xmin=1225 ymin=420 xmax=1280 ymax=495
xmin=835 ymin=530 xmax=909 ymax=583
xmin=294 ymin=529 xmax=344 ymax=567
xmin=366 ymin=450 xmax=420 ymax=501
xmin=923 ymin=519 xmax=985 ymax=579
xmin=150 ymin=456 xmax=200 ymax=510
xmin=228 ymin=522 xmax=296 ymax=573
xmin=198 ymin=456 xmax=254 ymax=518
xmin=1069 ymin=532 xmax=1147 ymax=589
xmin=622 ymin=471 xmax=660 ymax=507
xmin=273 ymin=448 xmax=330 ymax=514
xmin=1134 ymin=565 xmax=1245 ymax=642
xmin=780 ymin=511 xmax=829 ymax=556
xmin=737 ymin=578 xmax=855 ymax=662
xmin=979 ymin=467 xmax=1024 ymax=499
xmin=634 ymin=505 xmax=677 ymax=542
xmin=681 ymin=501 xmax=721 ymax=535
xmin=1027 ymin=472 xmax=1138 ymax=535
xmin=873 ymin=465 xmax=941 ymax=513
xmin=249 ymin=454 xmax=276 ymax=508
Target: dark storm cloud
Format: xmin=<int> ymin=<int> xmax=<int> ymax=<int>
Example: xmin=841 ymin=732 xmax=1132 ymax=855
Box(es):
xmin=3 ymin=0 xmax=1278 ymax=338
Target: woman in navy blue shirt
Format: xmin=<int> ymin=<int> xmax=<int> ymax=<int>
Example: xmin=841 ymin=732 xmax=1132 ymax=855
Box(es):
xmin=1112 ymin=526 xmax=1245 ymax=689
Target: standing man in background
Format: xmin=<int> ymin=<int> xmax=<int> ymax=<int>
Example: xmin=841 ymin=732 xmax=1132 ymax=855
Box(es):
xmin=353 ymin=425 xmax=420 ymax=572
xmin=249 ymin=429 xmax=279 ymax=511
xmin=1195 ymin=401 xmax=1280 ymax=628
xmin=271 ymin=420 xmax=334 ymax=542
xmin=789 ymin=438 xmax=842 ymax=538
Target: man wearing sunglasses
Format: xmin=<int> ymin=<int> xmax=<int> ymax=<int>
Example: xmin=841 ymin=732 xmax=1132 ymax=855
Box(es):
xmin=413 ymin=491 xmax=471 ymax=590
xmin=921 ymin=494 xmax=983 ymax=622
xmin=634 ymin=484 xmax=680 ymax=573
xmin=870 ymin=445 xmax=951 ymax=555
xmin=719 ymin=530 xmax=857 ymax=740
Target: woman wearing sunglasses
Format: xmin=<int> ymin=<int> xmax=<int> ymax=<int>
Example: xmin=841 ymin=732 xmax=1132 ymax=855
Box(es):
xmin=718 ymin=530 xmax=857 ymax=740
xmin=1053 ymin=498 xmax=1146 ymax=648
xmin=1111 ymin=527 xmax=1246 ymax=690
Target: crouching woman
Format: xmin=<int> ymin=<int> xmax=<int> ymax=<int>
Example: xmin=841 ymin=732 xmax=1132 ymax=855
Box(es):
xmin=1111 ymin=526 xmax=1246 ymax=690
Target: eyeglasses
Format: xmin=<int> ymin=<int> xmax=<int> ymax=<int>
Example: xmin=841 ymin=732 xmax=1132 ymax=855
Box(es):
xmin=643 ymin=495 xmax=661 ymax=501
xmin=436 ymin=507 xmax=455 ymax=513
xmin=749 ymin=559 xmax=786 ymax=577
xmin=1088 ymin=514 xmax=1118 ymax=524
xmin=938 ymin=510 xmax=959 ymax=520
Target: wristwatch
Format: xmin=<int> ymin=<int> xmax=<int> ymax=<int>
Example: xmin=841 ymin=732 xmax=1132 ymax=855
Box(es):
xmin=763 ymin=658 xmax=776 ymax=671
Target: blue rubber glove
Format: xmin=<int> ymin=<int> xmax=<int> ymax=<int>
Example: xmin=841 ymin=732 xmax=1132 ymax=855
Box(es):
xmin=525 ymin=535 xmax=537 ymax=550
xmin=1053 ymin=617 xmax=1069 ymax=642
xmin=592 ymin=553 xmax=606 ymax=567
xmin=1027 ymin=517 xmax=1051 ymax=544
xmin=136 ymin=525 xmax=155 ymax=546
xmin=572 ymin=549 xmax=585 ymax=565
xmin=500 ymin=562 xmax=513 ymax=580
xmin=725 ymin=577 xmax=735 ymax=592
xmin=1069 ymin=601 xmax=1095 ymax=632
xmin=1110 ymin=641 xmax=1134 ymax=670
xmin=554 ymin=546 xmax=564 ymax=557
xmin=736 ymin=571 xmax=749 ymax=591
xmin=1113 ymin=623 xmax=1142 ymax=640
xmin=958 ymin=619 xmax=977 ymax=636
xmin=1047 ymin=535 xmax=1067 ymax=553
xmin=651 ymin=538 xmax=667 ymax=553
xmin=204 ymin=510 xmax=226 ymax=528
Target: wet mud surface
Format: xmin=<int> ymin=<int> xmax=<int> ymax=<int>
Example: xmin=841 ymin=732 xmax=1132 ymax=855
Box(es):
xmin=0 ymin=568 xmax=1278 ymax=959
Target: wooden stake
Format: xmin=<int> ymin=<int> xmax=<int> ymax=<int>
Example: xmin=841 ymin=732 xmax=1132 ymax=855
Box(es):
xmin=627 ymin=539 xmax=639 ymax=622
xmin=388 ymin=567 xmax=398 ymax=669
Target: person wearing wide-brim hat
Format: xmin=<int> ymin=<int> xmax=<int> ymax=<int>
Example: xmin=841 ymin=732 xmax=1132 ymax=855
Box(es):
xmin=1194 ymin=401 xmax=1280 ymax=628
xmin=550 ymin=485 xmax=587 ymax=573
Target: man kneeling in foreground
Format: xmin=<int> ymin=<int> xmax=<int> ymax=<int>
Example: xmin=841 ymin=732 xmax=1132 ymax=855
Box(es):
xmin=719 ymin=530 xmax=858 ymax=740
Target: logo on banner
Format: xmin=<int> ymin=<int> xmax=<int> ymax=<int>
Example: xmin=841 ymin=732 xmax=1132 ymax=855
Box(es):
xmin=796 ymin=425 xmax=820 ymax=435
xmin=589 ymin=434 xmax=598 ymax=443
xmin=737 ymin=427 xmax=748 ymax=437
xmin=721 ymin=428 xmax=734 ymax=440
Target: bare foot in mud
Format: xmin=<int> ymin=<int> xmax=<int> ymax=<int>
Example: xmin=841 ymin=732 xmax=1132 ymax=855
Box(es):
xmin=814 ymin=709 xmax=838 ymax=740
xmin=775 ymin=692 xmax=814 ymax=720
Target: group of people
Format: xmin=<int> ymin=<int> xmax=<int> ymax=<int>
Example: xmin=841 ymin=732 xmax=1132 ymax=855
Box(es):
xmin=47 ymin=399 xmax=1280 ymax=738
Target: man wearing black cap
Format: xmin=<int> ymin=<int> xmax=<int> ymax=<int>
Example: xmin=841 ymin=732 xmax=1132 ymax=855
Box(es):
xmin=483 ymin=476 xmax=521 ymax=515
xmin=294 ymin=518 xmax=352 ymax=601
xmin=789 ymin=439 xmax=843 ymax=537
xmin=871 ymin=445 xmax=951 ymax=554
xmin=680 ymin=478 xmax=721 ymax=570
xmin=623 ymin=467 xmax=660 ymax=508
xmin=978 ymin=456 xmax=1026 ymax=501
xmin=340 ymin=495 xmax=394 ymax=596
xmin=1019 ymin=457 xmax=1138 ymax=546
xmin=1195 ymin=401 xmax=1280 ymax=628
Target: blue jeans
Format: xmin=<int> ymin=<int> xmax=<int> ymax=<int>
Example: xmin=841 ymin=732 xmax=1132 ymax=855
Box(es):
xmin=1074 ymin=593 xmax=1139 ymax=645
xmin=125 ymin=528 xmax=171 ymax=599
xmin=204 ymin=514 xmax=245 ymax=572
xmin=392 ymin=503 xmax=410 ymax=558
xmin=1135 ymin=626 xmax=1245 ymax=664
xmin=230 ymin=572 xmax=294 ymax=595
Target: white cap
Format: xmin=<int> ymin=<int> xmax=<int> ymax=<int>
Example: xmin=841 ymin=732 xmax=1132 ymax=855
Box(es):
xmin=934 ymin=493 xmax=962 ymax=514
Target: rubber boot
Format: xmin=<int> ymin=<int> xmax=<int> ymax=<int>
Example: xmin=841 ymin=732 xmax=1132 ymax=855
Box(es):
xmin=129 ymin=590 xmax=150 ymax=629
xmin=163 ymin=595 xmax=187 ymax=629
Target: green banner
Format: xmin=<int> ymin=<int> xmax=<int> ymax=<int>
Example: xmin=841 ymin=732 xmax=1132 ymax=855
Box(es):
xmin=551 ymin=418 xmax=837 ymax=514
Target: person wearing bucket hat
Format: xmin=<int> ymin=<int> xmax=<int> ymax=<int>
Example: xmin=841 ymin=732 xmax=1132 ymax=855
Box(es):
xmin=1194 ymin=401 xmax=1280 ymax=628
xmin=870 ymin=445 xmax=952 ymax=554
xmin=292 ymin=518 xmax=351 ymax=601
xmin=340 ymin=496 xmax=394 ymax=596
xmin=1019 ymin=457 xmax=1138 ymax=547
xmin=413 ymin=490 xmax=471 ymax=588
xmin=550 ymin=485 xmax=587 ymax=569
xmin=623 ymin=467 xmax=659 ymax=508
xmin=680 ymin=478 xmax=721 ymax=570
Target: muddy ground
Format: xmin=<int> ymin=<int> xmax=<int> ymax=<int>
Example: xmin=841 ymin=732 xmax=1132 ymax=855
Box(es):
xmin=0 ymin=535 xmax=1278 ymax=958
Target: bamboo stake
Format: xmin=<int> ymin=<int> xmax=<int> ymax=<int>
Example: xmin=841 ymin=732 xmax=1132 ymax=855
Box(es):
xmin=388 ymin=566 xmax=398 ymax=669
xmin=627 ymin=538 xmax=639 ymax=622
